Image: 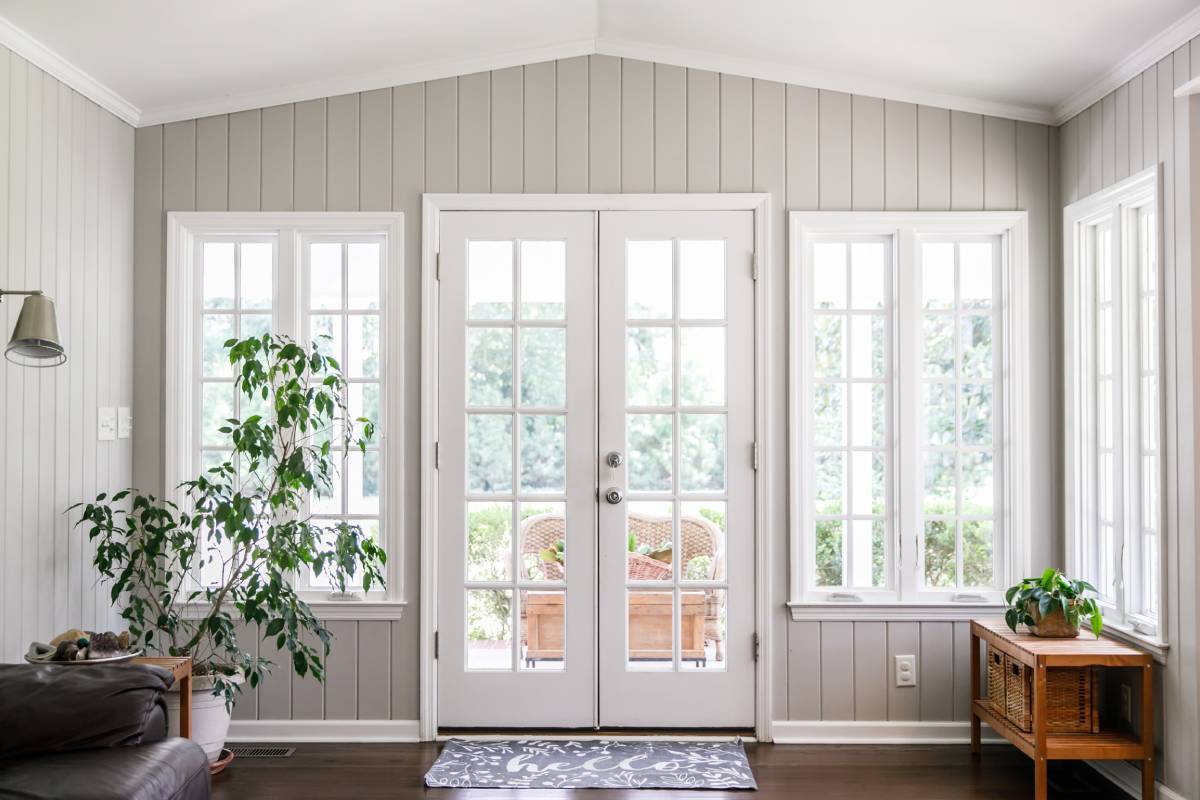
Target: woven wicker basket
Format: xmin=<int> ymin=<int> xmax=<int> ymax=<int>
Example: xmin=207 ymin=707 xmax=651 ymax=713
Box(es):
xmin=1002 ymin=654 xmax=1097 ymax=733
xmin=626 ymin=552 xmax=672 ymax=581
xmin=986 ymin=646 xmax=1006 ymax=714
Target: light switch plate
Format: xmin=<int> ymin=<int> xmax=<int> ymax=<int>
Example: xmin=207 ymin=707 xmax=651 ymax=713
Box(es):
xmin=117 ymin=407 xmax=132 ymax=439
xmin=98 ymin=407 xmax=116 ymax=441
xmin=895 ymin=654 xmax=917 ymax=687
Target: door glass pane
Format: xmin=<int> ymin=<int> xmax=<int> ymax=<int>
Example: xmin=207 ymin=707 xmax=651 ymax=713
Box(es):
xmin=678 ymin=240 xmax=725 ymax=319
xmin=813 ymin=316 xmax=844 ymax=378
xmin=626 ymin=327 xmax=673 ymax=406
xmin=626 ymin=241 xmax=672 ymax=319
xmin=680 ymin=328 xmax=725 ymax=406
xmin=468 ymin=414 xmax=512 ymax=493
xmin=628 ymin=414 xmax=672 ymax=491
xmin=813 ymin=383 xmax=845 ymax=446
xmin=849 ymin=315 xmax=883 ymax=378
xmin=520 ymin=414 xmax=565 ymax=493
xmin=924 ymin=520 xmax=956 ymax=587
xmin=680 ymin=414 xmax=726 ymax=492
xmin=310 ymin=243 xmax=342 ymax=310
xmin=202 ymin=242 xmax=235 ymax=309
xmin=468 ymin=241 xmax=514 ymax=319
xmin=347 ymin=242 xmax=381 ymax=310
xmin=627 ymin=590 xmax=673 ymax=670
xmin=467 ymin=501 xmax=512 ymax=581
xmin=522 ymin=590 xmax=565 ymax=670
xmin=520 ymin=328 xmax=566 ymax=407
xmin=467 ymin=589 xmax=513 ymax=670
xmin=520 ymin=241 xmax=566 ymax=320
xmin=681 ymin=501 xmax=725 ymax=581
xmin=519 ymin=501 xmax=566 ymax=581
xmin=242 ymin=313 xmax=271 ymax=340
xmin=346 ymin=450 xmax=380 ymax=515
xmin=815 ymin=453 xmax=844 ymax=515
xmin=963 ymin=520 xmax=994 ymax=587
xmin=960 ymin=315 xmax=992 ymax=378
xmin=679 ymin=589 xmax=718 ymax=669
xmin=627 ymin=501 xmax=673 ymax=583
xmin=467 ymin=328 xmax=513 ymax=407
xmin=923 ymin=452 xmax=956 ymax=515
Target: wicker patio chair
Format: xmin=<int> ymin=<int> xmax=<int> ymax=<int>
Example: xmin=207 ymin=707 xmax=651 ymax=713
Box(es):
xmin=518 ymin=511 xmax=726 ymax=663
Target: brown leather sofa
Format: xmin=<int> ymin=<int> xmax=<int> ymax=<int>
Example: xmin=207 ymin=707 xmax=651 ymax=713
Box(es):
xmin=0 ymin=663 xmax=210 ymax=800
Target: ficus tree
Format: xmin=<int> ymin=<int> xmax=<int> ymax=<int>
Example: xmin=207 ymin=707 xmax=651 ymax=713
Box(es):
xmin=76 ymin=333 xmax=386 ymax=708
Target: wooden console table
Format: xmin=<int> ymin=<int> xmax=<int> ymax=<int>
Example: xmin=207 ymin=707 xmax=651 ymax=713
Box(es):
xmin=970 ymin=619 xmax=1153 ymax=800
xmin=133 ymin=656 xmax=193 ymax=739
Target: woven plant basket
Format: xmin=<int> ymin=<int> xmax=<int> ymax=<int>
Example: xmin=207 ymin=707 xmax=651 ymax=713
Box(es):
xmin=627 ymin=552 xmax=672 ymax=581
xmin=986 ymin=646 xmax=1006 ymax=714
xmin=1023 ymin=600 xmax=1081 ymax=638
xmin=1002 ymin=655 xmax=1097 ymax=733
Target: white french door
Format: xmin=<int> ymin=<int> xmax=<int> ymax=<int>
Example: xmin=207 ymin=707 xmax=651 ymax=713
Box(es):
xmin=436 ymin=208 xmax=755 ymax=729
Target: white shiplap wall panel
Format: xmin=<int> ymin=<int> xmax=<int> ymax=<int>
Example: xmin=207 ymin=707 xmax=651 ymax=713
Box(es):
xmin=0 ymin=45 xmax=132 ymax=662
xmin=131 ymin=56 xmax=1056 ymax=732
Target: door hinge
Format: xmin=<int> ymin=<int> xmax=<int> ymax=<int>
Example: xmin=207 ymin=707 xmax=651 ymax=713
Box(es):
xmin=434 ymin=441 xmax=440 ymax=469
xmin=433 ymin=631 xmax=439 ymax=659
xmin=753 ymin=633 xmax=760 ymax=662
xmin=751 ymin=251 xmax=759 ymax=281
xmin=752 ymin=441 xmax=760 ymax=471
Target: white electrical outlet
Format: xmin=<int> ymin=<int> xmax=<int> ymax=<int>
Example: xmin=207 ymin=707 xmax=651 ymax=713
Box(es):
xmin=98 ymin=407 xmax=116 ymax=441
xmin=1121 ymin=683 xmax=1133 ymax=723
xmin=117 ymin=407 xmax=132 ymax=439
xmin=895 ymin=654 xmax=917 ymax=687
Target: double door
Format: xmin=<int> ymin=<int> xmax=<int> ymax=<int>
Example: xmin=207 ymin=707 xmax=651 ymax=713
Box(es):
xmin=436 ymin=209 xmax=754 ymax=729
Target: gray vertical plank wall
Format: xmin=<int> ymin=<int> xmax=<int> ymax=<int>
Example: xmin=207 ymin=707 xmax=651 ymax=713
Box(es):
xmin=0 ymin=45 xmax=133 ymax=663
xmin=130 ymin=57 xmax=1058 ymax=728
xmin=1056 ymin=41 xmax=1199 ymax=799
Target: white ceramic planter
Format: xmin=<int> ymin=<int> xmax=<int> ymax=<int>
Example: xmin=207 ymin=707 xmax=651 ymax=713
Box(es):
xmin=164 ymin=673 xmax=241 ymax=763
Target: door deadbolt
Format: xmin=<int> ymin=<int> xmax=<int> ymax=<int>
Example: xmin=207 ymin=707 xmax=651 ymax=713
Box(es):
xmin=604 ymin=487 xmax=624 ymax=505
xmin=605 ymin=450 xmax=624 ymax=468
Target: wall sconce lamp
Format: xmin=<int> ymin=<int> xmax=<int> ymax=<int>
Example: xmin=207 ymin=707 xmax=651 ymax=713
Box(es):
xmin=0 ymin=289 xmax=66 ymax=367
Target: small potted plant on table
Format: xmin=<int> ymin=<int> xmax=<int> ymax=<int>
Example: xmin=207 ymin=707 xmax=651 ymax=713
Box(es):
xmin=1004 ymin=568 xmax=1103 ymax=638
xmin=77 ymin=334 xmax=386 ymax=765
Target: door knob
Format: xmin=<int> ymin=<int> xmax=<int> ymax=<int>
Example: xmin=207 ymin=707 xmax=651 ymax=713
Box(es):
xmin=605 ymin=451 xmax=624 ymax=468
xmin=604 ymin=487 xmax=624 ymax=505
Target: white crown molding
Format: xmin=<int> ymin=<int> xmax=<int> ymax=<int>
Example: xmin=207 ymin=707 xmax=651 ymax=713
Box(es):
xmin=1054 ymin=3 xmax=1200 ymax=125
xmin=0 ymin=15 xmax=140 ymax=126
xmin=137 ymin=38 xmax=597 ymax=127
xmin=227 ymin=719 xmax=420 ymax=743
xmin=594 ymin=37 xmax=1058 ymax=125
xmin=770 ymin=720 xmax=1005 ymax=745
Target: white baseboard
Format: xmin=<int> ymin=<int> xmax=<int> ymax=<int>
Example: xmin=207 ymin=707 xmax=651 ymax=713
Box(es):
xmin=770 ymin=720 xmax=1005 ymax=745
xmin=1088 ymin=759 xmax=1189 ymax=800
xmin=226 ymin=719 xmax=420 ymax=743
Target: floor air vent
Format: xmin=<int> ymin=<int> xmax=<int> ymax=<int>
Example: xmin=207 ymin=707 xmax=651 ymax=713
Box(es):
xmin=228 ymin=745 xmax=295 ymax=759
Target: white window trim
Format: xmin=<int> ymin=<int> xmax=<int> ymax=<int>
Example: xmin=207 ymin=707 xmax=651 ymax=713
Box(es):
xmin=165 ymin=211 xmax=406 ymax=615
xmin=787 ymin=211 xmax=1031 ymax=618
xmin=1063 ymin=164 xmax=1169 ymax=652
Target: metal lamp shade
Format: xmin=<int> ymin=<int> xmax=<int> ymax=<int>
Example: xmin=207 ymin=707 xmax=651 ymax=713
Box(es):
xmin=5 ymin=293 xmax=65 ymax=367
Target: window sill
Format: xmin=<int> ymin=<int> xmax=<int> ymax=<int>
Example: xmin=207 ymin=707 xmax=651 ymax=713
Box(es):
xmin=788 ymin=601 xmax=1004 ymax=622
xmin=1099 ymin=621 xmax=1169 ymax=663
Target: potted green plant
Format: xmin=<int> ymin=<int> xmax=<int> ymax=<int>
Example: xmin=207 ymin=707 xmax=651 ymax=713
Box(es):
xmin=1004 ymin=568 xmax=1103 ymax=639
xmin=76 ymin=333 xmax=386 ymax=763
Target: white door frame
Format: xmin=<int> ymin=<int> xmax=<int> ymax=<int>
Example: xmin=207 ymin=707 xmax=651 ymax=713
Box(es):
xmin=419 ymin=193 xmax=772 ymax=741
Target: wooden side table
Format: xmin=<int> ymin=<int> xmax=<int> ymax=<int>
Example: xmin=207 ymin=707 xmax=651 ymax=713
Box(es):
xmin=970 ymin=619 xmax=1153 ymax=800
xmin=133 ymin=656 xmax=194 ymax=739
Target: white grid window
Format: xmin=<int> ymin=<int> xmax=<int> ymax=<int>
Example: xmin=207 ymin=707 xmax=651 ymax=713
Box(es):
xmin=1065 ymin=167 xmax=1163 ymax=640
xmin=790 ymin=212 xmax=1030 ymax=607
xmin=166 ymin=214 xmax=403 ymax=603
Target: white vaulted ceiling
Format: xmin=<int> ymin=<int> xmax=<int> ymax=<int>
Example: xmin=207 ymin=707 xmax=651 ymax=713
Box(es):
xmin=0 ymin=0 xmax=1197 ymax=126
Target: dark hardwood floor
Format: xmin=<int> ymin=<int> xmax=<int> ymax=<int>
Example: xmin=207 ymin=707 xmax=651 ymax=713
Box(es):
xmin=211 ymin=742 xmax=1130 ymax=799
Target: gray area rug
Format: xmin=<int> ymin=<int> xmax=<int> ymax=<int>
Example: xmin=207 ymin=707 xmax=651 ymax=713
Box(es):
xmin=425 ymin=739 xmax=757 ymax=789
